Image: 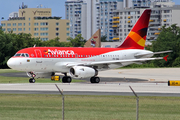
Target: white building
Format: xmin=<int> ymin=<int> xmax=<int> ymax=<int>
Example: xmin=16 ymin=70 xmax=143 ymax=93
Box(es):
xmin=9 ymin=12 xmax=19 ymax=18
xmin=65 ymin=0 xmax=131 ymax=40
xmin=112 ymin=1 xmax=180 ymax=42
xmin=65 ymin=0 xmax=179 ymax=42
xmin=132 ymin=0 xmax=172 ymax=8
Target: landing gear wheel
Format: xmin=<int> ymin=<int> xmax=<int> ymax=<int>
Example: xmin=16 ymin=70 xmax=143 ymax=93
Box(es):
xmin=29 ymin=78 xmax=36 ymax=83
xmin=62 ymin=76 xmax=72 ymax=83
xmin=66 ymin=76 xmax=72 ymax=83
xmin=90 ymin=77 xmax=100 ymax=83
xmin=90 ymin=77 xmax=95 ymax=83
xmin=94 ymin=77 xmax=100 ymax=83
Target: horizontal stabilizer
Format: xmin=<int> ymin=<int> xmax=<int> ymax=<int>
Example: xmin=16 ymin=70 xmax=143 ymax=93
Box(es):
xmin=163 ymin=55 xmax=169 ymax=61
xmin=135 ymin=50 xmax=172 ymax=58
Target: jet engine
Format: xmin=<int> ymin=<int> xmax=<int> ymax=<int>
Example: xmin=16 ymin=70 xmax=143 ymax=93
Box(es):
xmin=70 ymin=66 xmax=98 ymax=78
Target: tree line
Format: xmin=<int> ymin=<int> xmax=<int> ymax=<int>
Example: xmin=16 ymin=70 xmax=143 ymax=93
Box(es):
xmin=0 ymin=28 xmax=86 ymax=68
xmin=0 ymin=24 xmax=180 ymax=68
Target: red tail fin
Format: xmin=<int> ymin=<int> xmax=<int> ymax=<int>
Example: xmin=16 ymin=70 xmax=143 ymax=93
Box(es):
xmin=117 ymin=9 xmax=151 ymax=49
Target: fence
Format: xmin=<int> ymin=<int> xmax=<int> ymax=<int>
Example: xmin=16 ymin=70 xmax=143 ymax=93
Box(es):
xmin=55 ymin=85 xmax=180 ymax=120
xmin=0 ymin=87 xmax=180 ymax=120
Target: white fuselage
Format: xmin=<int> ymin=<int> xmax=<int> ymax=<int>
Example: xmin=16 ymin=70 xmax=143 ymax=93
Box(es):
xmin=7 ymin=49 xmax=153 ymax=73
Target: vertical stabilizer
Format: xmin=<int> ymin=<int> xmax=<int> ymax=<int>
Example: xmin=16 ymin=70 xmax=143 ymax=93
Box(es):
xmin=117 ymin=9 xmax=151 ymax=49
xmin=84 ymin=29 xmax=101 ymax=47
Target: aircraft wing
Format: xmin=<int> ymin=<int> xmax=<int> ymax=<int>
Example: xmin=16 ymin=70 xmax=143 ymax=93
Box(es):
xmin=85 ymin=57 xmax=164 ymax=66
xmin=66 ymin=57 xmax=165 ymax=67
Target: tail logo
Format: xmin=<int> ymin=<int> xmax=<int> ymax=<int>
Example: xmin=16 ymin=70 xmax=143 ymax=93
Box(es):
xmin=128 ymin=28 xmax=147 ymax=47
xmin=117 ymin=9 xmax=151 ymax=49
xmin=91 ymin=38 xmax=96 ymax=47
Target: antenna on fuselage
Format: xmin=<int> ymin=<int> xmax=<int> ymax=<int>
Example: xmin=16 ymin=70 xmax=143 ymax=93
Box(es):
xmin=33 ymin=44 xmax=36 ymax=47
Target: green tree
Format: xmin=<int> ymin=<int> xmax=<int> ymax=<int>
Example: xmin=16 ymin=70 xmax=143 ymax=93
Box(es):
xmin=151 ymin=24 xmax=180 ymax=67
xmin=101 ymin=35 xmax=108 ymax=42
xmin=67 ymin=34 xmax=86 ymax=47
xmin=0 ymin=32 xmax=16 ymax=68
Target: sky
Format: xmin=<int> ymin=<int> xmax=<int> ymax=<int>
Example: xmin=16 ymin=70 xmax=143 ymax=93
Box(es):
xmin=0 ymin=0 xmax=180 ymax=23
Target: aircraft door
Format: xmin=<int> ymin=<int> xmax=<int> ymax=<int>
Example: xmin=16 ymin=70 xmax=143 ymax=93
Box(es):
xmin=35 ymin=49 xmax=42 ymax=63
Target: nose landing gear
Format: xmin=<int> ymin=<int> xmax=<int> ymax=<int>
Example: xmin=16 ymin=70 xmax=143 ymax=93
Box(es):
xmin=29 ymin=78 xmax=36 ymax=83
xmin=27 ymin=72 xmax=36 ymax=83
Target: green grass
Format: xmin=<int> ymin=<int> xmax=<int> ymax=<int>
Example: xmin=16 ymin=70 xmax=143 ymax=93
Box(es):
xmin=0 ymin=69 xmax=22 ymax=73
xmin=0 ymin=94 xmax=180 ymax=120
xmin=0 ymin=69 xmax=85 ymax=83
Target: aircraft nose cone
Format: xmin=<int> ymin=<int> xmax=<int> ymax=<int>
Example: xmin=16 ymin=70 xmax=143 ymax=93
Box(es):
xmin=7 ymin=58 xmax=16 ymax=69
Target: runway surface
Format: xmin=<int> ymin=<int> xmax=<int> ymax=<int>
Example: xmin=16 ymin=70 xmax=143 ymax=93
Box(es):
xmin=0 ymin=71 xmax=148 ymax=82
xmin=0 ymin=68 xmax=180 ymax=96
xmin=0 ymin=83 xmax=180 ymax=96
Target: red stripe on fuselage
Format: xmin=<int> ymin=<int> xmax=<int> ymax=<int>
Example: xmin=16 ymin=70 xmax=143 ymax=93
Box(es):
xmin=15 ymin=47 xmax=133 ymax=58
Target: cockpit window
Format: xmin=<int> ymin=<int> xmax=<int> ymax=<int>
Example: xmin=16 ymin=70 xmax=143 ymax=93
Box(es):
xmin=21 ymin=53 xmax=25 ymax=57
xmin=25 ymin=54 xmax=29 ymax=57
xmin=14 ymin=54 xmax=21 ymax=57
xmin=14 ymin=53 xmax=29 ymax=57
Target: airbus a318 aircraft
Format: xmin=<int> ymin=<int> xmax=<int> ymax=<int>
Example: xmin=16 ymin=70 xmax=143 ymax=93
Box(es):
xmin=7 ymin=9 xmax=171 ymax=83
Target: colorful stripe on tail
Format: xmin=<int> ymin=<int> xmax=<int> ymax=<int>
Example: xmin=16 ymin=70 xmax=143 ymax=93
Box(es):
xmin=117 ymin=9 xmax=151 ymax=49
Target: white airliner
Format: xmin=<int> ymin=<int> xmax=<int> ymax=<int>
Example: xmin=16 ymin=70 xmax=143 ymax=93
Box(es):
xmin=7 ymin=9 xmax=171 ymax=83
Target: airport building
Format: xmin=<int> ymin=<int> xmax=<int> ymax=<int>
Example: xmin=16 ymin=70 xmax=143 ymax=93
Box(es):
xmin=112 ymin=1 xmax=180 ymax=42
xmin=1 ymin=3 xmax=70 ymax=42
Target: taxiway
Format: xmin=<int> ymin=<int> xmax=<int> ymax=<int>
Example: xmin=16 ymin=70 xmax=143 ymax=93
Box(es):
xmin=0 ymin=68 xmax=180 ymax=96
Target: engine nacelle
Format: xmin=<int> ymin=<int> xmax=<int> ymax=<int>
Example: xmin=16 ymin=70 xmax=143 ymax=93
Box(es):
xmin=70 ymin=66 xmax=98 ymax=78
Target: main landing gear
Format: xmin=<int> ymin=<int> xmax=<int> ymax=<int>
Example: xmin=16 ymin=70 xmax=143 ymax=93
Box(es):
xmin=62 ymin=73 xmax=72 ymax=83
xmin=62 ymin=76 xmax=72 ymax=83
xmin=90 ymin=77 xmax=100 ymax=83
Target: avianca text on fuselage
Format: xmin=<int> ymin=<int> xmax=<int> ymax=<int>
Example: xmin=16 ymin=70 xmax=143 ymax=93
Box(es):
xmin=45 ymin=49 xmax=75 ymax=55
xmin=7 ymin=9 xmax=171 ymax=83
